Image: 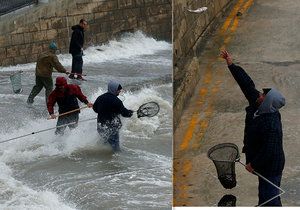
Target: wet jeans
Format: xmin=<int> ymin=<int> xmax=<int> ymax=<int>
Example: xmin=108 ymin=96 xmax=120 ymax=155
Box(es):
xmin=258 ymin=174 xmax=282 ymax=206
xmin=97 ymin=124 xmax=120 ymax=152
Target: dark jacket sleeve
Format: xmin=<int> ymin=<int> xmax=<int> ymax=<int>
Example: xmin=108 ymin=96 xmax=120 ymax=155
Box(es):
xmin=118 ymin=100 xmax=133 ymax=118
xmin=47 ymin=91 xmax=57 ymax=115
xmin=51 ymin=55 xmax=67 ymax=73
xmin=228 ymin=63 xmax=260 ymax=105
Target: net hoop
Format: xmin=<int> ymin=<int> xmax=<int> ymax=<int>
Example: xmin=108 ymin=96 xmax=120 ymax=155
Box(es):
xmin=137 ymin=102 xmax=160 ymax=118
xmin=10 ymin=71 xmax=22 ymax=94
xmin=207 ymin=143 xmax=240 ymax=163
xmin=207 ymin=143 xmax=240 ymax=189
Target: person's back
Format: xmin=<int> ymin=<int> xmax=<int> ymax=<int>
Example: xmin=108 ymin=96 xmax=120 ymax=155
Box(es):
xmin=36 ymin=51 xmax=66 ymax=78
xmin=94 ymin=92 xmax=125 ymax=124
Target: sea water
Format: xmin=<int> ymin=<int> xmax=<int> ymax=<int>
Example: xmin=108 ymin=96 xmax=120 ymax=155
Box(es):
xmin=0 ymin=31 xmax=172 ymax=209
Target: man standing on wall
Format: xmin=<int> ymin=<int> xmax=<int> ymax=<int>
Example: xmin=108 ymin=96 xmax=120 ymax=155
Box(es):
xmin=220 ymin=50 xmax=285 ymax=206
xmin=69 ymin=19 xmax=88 ymax=80
xmin=27 ymin=41 xmax=69 ymax=106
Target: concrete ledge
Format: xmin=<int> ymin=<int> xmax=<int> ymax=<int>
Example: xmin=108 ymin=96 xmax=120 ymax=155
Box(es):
xmin=173 ymin=0 xmax=236 ymax=129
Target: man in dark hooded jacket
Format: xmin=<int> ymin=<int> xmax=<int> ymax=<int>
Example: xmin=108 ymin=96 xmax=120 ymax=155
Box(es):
xmin=221 ymin=50 xmax=285 ymax=206
xmin=47 ymin=77 xmax=93 ymax=135
xmin=69 ymin=19 xmax=88 ymax=80
xmin=93 ymin=81 xmax=133 ymax=151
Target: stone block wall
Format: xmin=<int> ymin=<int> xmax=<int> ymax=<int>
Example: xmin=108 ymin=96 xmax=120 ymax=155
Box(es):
xmin=0 ymin=0 xmax=171 ymax=66
xmin=173 ymin=0 xmax=235 ymax=128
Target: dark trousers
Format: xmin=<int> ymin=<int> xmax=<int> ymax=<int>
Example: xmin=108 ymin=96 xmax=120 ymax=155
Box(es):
xmin=97 ymin=124 xmax=120 ymax=152
xmin=71 ymin=54 xmax=83 ymax=75
xmin=55 ymin=113 xmax=79 ymax=135
xmin=28 ymin=76 xmax=53 ymax=104
xmin=258 ymin=174 xmax=282 ymax=206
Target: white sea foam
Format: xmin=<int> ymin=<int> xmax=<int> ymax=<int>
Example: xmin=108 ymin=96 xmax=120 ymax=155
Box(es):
xmin=0 ymin=84 xmax=171 ymax=162
xmin=0 ymin=31 xmax=171 ymax=73
xmin=0 ymin=85 xmax=171 ymax=209
xmin=0 ymin=31 xmax=171 ymax=209
xmin=0 ymin=162 xmax=75 ymax=209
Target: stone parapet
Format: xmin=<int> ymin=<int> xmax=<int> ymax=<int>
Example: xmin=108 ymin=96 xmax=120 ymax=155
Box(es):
xmin=173 ymin=0 xmax=235 ymax=128
xmin=0 ymin=0 xmax=171 ymax=66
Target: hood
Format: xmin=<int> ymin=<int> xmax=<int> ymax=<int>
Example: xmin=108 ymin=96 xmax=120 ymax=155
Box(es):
xmin=55 ymin=77 xmax=67 ymax=86
xmin=257 ymin=88 xmax=285 ymax=114
xmin=108 ymin=81 xmax=121 ymax=95
xmin=71 ymin=25 xmax=82 ymax=31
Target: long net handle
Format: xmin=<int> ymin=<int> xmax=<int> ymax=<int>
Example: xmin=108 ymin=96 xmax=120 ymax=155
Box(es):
xmin=0 ymin=117 xmax=97 ymax=144
xmin=47 ymin=105 xmax=88 ymax=120
xmin=238 ymin=161 xmax=285 ymax=206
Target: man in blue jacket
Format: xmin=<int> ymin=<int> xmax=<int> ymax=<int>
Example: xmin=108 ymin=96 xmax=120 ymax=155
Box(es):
xmin=221 ymin=50 xmax=285 ymax=206
xmin=93 ymin=81 xmax=133 ymax=152
xmin=69 ymin=19 xmax=88 ymax=80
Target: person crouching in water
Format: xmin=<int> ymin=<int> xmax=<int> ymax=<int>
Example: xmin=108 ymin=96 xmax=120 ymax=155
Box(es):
xmin=93 ymin=81 xmax=133 ymax=152
xmin=47 ymin=77 xmax=93 ymax=135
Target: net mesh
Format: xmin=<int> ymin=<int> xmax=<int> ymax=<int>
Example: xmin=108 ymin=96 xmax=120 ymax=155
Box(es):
xmin=10 ymin=71 xmax=22 ymax=94
xmin=207 ymin=143 xmax=240 ymax=189
xmin=218 ymin=194 xmax=237 ymax=206
xmin=137 ymin=102 xmax=160 ymax=118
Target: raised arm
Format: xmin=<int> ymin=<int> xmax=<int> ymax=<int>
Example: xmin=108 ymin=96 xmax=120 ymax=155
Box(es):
xmin=221 ymin=50 xmax=260 ymax=106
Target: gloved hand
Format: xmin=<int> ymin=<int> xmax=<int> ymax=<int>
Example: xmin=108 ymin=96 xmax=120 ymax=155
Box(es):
xmin=50 ymin=114 xmax=57 ymax=119
xmin=128 ymin=110 xmax=134 ymax=117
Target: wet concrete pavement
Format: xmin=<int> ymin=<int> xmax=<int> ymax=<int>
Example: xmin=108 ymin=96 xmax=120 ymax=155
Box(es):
xmin=174 ymin=0 xmax=300 ymax=206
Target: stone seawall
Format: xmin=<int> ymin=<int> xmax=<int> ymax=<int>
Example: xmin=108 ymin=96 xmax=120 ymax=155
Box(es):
xmin=173 ymin=0 xmax=235 ymax=128
xmin=0 ymin=0 xmax=171 ymax=66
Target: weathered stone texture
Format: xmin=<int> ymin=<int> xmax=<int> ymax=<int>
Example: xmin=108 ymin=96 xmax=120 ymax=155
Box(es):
xmin=0 ymin=0 xmax=171 ymax=66
xmin=173 ymin=0 xmax=234 ymax=127
xmin=6 ymin=46 xmax=19 ymax=58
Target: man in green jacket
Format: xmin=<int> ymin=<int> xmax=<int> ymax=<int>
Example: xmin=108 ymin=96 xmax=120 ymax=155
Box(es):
xmin=27 ymin=41 xmax=69 ymax=106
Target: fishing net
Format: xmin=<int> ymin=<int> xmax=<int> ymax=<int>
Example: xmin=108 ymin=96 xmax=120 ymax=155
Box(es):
xmin=207 ymin=143 xmax=240 ymax=189
xmin=137 ymin=102 xmax=160 ymax=118
xmin=218 ymin=194 xmax=237 ymax=206
xmin=10 ymin=71 xmax=22 ymax=94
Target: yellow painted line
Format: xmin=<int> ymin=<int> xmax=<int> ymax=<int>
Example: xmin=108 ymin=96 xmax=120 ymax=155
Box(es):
xmin=179 ymin=114 xmax=198 ymax=151
xmin=179 ymin=0 xmax=245 ymax=152
xmin=192 ymin=91 xmax=218 ymax=149
xmin=230 ymin=0 xmax=254 ymax=32
xmin=199 ymin=87 xmax=207 ymax=97
xmin=221 ymin=0 xmax=254 ymax=48
xmin=220 ymin=0 xmax=245 ymax=34
xmin=183 ymin=159 xmax=192 ymax=173
xmin=175 ymin=0 xmax=256 ymax=205
xmin=240 ymin=0 xmax=254 ymax=13
xmin=173 ymin=159 xmax=192 ymax=206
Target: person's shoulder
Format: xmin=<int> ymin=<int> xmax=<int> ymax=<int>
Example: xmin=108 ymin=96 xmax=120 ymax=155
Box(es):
xmin=66 ymin=84 xmax=80 ymax=90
